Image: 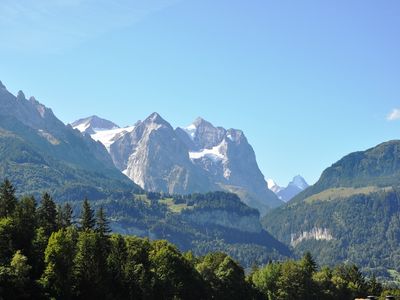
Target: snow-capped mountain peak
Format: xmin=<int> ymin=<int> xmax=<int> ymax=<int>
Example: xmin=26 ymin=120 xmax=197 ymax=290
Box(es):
xmin=71 ymin=115 xmax=119 ymax=134
xmin=267 ymin=175 xmax=309 ymax=202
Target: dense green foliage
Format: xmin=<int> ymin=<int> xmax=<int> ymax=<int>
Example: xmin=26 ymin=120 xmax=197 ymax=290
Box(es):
xmin=249 ymin=253 xmax=390 ymax=300
xmin=2 ymin=181 xmax=397 ymax=299
xmin=0 ymin=181 xmax=257 ymax=299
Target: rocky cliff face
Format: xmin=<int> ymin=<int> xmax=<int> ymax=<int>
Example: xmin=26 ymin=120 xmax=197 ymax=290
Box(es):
xmin=182 ymin=118 xmax=282 ymax=214
xmin=110 ymin=113 xmax=214 ymax=194
xmin=73 ymin=113 xmax=283 ymax=214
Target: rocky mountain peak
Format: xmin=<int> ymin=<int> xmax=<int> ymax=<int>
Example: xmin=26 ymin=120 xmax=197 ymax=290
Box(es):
xmin=17 ymin=90 xmax=26 ymax=101
xmin=29 ymin=96 xmax=38 ymax=104
xmin=0 ymin=80 xmax=5 ymax=90
xmin=193 ymin=117 xmax=212 ymax=128
xmin=267 ymin=175 xmax=309 ymax=202
xmin=145 ymin=112 xmax=166 ymax=124
xmin=71 ymin=115 xmax=119 ymax=134
xmin=289 ymin=175 xmax=309 ymax=190
xmin=226 ymin=128 xmax=245 ymax=144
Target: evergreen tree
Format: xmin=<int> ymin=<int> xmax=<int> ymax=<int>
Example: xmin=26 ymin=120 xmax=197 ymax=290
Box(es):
xmin=80 ymin=198 xmax=95 ymax=231
xmin=73 ymin=231 xmax=109 ymax=299
xmin=13 ymin=196 xmax=37 ymax=258
xmin=0 ymin=179 xmax=17 ymax=218
xmin=107 ymin=234 xmax=128 ymax=299
xmin=300 ymin=252 xmax=318 ymax=300
xmin=57 ymin=203 xmax=73 ymax=229
xmin=37 ymin=193 xmax=58 ymax=237
xmin=124 ymin=236 xmax=153 ymax=299
xmin=96 ymin=206 xmax=110 ymax=237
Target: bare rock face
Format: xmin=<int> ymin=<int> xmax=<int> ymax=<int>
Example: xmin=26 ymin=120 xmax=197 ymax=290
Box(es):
xmin=110 ymin=113 xmax=214 ymax=194
xmin=73 ymin=113 xmax=283 ymax=214
xmin=182 ymin=119 xmax=283 ymax=214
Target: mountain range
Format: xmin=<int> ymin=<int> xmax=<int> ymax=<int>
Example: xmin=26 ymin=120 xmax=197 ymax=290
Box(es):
xmin=0 ymin=80 xmax=290 ymax=268
xmin=267 ymin=175 xmax=309 ymax=202
xmin=72 ymin=114 xmax=283 ymax=214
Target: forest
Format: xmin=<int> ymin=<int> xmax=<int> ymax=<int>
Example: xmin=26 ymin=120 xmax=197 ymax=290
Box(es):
xmin=0 ymin=179 xmax=399 ymax=300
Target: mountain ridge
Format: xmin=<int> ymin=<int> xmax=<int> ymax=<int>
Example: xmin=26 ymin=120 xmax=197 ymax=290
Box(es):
xmin=262 ymin=140 xmax=400 ymax=280
xmin=0 ymin=81 xmax=141 ymax=200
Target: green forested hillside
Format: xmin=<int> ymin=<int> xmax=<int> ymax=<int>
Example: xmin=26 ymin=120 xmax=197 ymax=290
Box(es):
xmin=292 ymin=140 xmax=400 ymax=203
xmin=263 ymin=141 xmax=400 ymax=282
xmin=0 ymin=126 xmax=139 ymax=200
xmin=1 ymin=182 xmax=395 ymax=300
xmin=93 ymin=191 xmax=291 ymax=268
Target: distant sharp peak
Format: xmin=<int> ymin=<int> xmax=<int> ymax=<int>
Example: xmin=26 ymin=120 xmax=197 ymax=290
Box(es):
xmin=0 ymin=80 xmax=5 ymax=90
xmin=288 ymin=175 xmax=309 ymax=190
xmin=268 ymin=175 xmax=309 ymax=191
xmin=143 ymin=112 xmax=171 ymax=127
xmin=192 ymin=116 xmax=215 ymax=128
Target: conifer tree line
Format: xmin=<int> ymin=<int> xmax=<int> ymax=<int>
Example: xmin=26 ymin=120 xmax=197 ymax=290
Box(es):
xmin=0 ymin=179 xmax=399 ymax=299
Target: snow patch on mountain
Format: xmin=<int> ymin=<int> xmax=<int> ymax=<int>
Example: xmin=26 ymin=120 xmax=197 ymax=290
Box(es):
xmin=184 ymin=124 xmax=197 ymax=140
xmin=189 ymin=140 xmax=227 ymax=162
xmin=74 ymin=122 xmax=91 ymax=133
xmin=91 ymin=126 xmax=135 ymax=151
xmin=267 ymin=179 xmax=283 ymax=194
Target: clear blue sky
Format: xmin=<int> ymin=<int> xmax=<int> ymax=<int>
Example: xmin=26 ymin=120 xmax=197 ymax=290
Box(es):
xmin=1 ymin=0 xmax=400 ymax=186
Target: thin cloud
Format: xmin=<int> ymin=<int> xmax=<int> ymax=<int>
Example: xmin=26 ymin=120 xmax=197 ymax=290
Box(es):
xmin=0 ymin=0 xmax=180 ymax=54
xmin=387 ymin=108 xmax=400 ymax=121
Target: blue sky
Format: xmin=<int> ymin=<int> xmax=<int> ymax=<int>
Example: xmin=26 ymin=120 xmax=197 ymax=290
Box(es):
xmin=1 ymin=0 xmax=400 ymax=186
